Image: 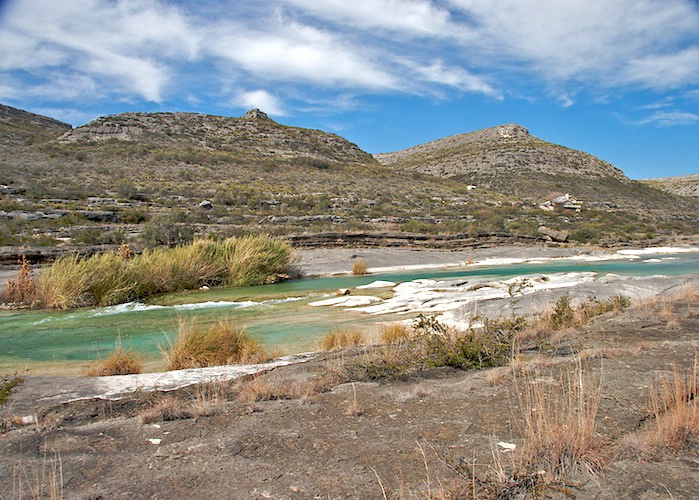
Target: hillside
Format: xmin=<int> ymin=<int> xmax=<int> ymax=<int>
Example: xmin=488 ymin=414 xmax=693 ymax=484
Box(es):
xmin=642 ymin=174 xmax=699 ymax=198
xmin=0 ymin=103 xmax=72 ymax=146
xmin=0 ymin=106 xmax=697 ymax=252
xmin=376 ymin=124 xmax=685 ymax=211
xmin=59 ymin=109 xmax=372 ymax=164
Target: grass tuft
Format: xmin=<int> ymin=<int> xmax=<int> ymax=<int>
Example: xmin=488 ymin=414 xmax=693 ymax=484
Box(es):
xmin=3 ymin=256 xmax=37 ymax=305
xmin=621 ymin=356 xmax=699 ymax=459
xmin=87 ymin=346 xmax=143 ymax=377
xmin=514 ymin=359 xmax=604 ymax=480
xmin=163 ymin=318 xmax=268 ymax=371
xmin=30 ymin=235 xmax=291 ymax=309
xmin=352 ymin=258 xmax=368 ymax=275
xmin=321 ymin=327 xmax=365 ymax=351
xmin=378 ymin=322 xmax=413 ymax=344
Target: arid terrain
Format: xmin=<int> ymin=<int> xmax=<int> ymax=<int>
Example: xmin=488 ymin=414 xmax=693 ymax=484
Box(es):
xmin=1 ymin=278 xmax=697 ymax=499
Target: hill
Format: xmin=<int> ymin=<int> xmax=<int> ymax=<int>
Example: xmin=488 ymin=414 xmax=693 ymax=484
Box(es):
xmin=642 ymin=174 xmax=699 ymax=198
xmin=0 ymin=105 xmax=696 ymax=252
xmin=0 ymin=103 xmax=72 ymax=147
xmin=376 ymin=124 xmax=685 ymax=212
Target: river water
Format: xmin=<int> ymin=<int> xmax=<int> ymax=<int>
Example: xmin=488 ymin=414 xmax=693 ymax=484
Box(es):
xmin=1 ymin=250 xmax=697 ymax=373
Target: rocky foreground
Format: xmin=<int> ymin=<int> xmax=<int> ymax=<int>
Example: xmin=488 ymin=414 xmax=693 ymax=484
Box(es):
xmin=1 ymin=279 xmax=698 ymax=498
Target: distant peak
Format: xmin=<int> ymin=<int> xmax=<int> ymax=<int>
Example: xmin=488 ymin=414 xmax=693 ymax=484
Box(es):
xmin=495 ymin=124 xmax=529 ymax=138
xmin=242 ymin=109 xmax=271 ymax=120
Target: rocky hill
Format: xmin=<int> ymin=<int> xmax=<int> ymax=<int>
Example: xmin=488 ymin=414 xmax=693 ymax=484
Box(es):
xmin=0 ymin=103 xmax=72 ymax=146
xmin=375 ymin=123 xmax=673 ymax=210
xmin=59 ymin=109 xmax=373 ymax=165
xmin=0 ymin=105 xmax=696 ymax=251
xmin=642 ymin=174 xmax=699 ymax=198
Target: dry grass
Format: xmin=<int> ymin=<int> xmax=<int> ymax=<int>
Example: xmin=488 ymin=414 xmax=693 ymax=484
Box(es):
xmin=352 ymin=258 xmax=368 ymax=275
xmin=163 ymin=318 xmax=268 ymax=371
xmin=620 ymin=356 xmax=699 ymax=459
xmin=86 ymin=336 xmax=143 ymax=376
xmin=237 ymin=375 xmax=299 ymax=403
xmin=346 ymin=383 xmax=364 ymax=417
xmin=513 ymin=359 xmax=604 ymax=481
xmin=3 ymin=256 xmax=37 ymax=305
xmin=31 ymin=235 xmax=291 ymax=309
xmin=378 ymin=322 xmax=413 ymax=344
xmin=141 ymin=383 xmax=226 ymax=423
xmin=12 ymin=452 xmax=63 ymax=500
xmin=321 ymin=327 xmax=365 ymax=351
xmin=520 ymin=295 xmax=631 ymax=344
xmin=675 ymin=282 xmax=698 ymax=301
xmin=141 ymin=396 xmax=194 ymax=423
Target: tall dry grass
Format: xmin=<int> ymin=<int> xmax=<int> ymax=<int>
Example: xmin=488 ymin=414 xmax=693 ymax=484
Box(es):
xmin=620 ymin=356 xmax=699 ymax=458
xmin=321 ymin=327 xmax=365 ymax=350
xmin=86 ymin=335 xmax=143 ymax=376
xmin=514 ymin=359 xmax=604 ymax=480
xmin=352 ymin=258 xmax=368 ymax=275
xmin=3 ymin=256 xmax=37 ymax=305
xmin=163 ymin=318 xmax=268 ymax=371
xmin=378 ymin=323 xmax=413 ymax=344
xmin=33 ymin=235 xmax=291 ymax=309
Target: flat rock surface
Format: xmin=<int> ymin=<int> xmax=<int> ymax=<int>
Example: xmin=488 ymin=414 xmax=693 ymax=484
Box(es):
xmin=2 ymin=297 xmax=698 ymax=498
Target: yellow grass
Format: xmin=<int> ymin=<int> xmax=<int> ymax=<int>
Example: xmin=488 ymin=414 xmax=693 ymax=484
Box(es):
xmin=378 ymin=322 xmax=412 ymax=344
xmin=321 ymin=327 xmax=365 ymax=350
xmin=621 ymin=356 xmax=699 ymax=459
xmin=515 ymin=359 xmax=604 ymax=480
xmin=163 ymin=318 xmax=268 ymax=371
xmin=31 ymin=235 xmax=291 ymax=309
xmin=352 ymin=258 xmax=368 ymax=275
xmin=86 ymin=338 xmax=143 ymax=376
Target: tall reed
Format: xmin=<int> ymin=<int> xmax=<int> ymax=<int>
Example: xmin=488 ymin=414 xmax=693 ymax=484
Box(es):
xmin=33 ymin=235 xmax=291 ymax=309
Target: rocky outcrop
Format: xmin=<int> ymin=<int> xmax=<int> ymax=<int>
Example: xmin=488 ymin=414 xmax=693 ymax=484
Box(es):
xmin=538 ymin=226 xmax=569 ymax=243
xmin=242 ymin=109 xmax=272 ymax=120
xmin=285 ymin=231 xmax=546 ymax=249
xmin=642 ymin=174 xmax=699 ymax=198
xmin=57 ymin=110 xmax=375 ymax=165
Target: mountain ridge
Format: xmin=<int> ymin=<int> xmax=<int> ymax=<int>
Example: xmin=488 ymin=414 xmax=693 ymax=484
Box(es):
xmin=0 ymin=103 xmax=696 ymax=249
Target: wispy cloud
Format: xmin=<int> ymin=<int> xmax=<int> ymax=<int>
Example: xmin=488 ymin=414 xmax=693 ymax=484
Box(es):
xmin=0 ymin=0 xmax=697 ymax=116
xmin=634 ymin=110 xmax=699 ymax=126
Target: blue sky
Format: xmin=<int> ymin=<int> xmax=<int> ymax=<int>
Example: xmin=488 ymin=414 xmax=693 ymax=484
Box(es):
xmin=1 ymin=0 xmax=698 ymax=179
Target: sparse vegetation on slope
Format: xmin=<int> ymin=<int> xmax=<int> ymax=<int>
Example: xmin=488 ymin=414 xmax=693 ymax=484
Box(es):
xmin=1 ymin=106 xmax=695 ymax=256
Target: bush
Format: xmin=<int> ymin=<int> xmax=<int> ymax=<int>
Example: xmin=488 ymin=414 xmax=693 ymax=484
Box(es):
xmin=139 ymin=211 xmax=195 ymax=247
xmin=163 ymin=319 xmax=268 ymax=370
xmin=3 ymin=256 xmax=37 ymax=305
xmin=87 ymin=337 xmax=143 ymax=376
xmin=32 ymin=235 xmax=292 ymax=309
xmin=351 ymin=259 xmax=368 ymax=275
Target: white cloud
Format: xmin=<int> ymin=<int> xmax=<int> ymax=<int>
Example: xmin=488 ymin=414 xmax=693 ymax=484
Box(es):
xmin=448 ymin=0 xmax=699 ymax=90
xmin=1 ymin=0 xmax=697 ymax=113
xmin=413 ymin=60 xmax=499 ymax=97
xmin=234 ymin=90 xmax=286 ymax=116
xmin=208 ymin=21 xmax=397 ymax=90
xmin=282 ymin=0 xmax=455 ymax=36
xmin=0 ymin=0 xmax=200 ymax=102
xmin=635 ymin=110 xmax=699 ymax=126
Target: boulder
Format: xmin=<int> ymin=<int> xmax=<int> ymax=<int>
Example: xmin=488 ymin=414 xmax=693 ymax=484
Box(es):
xmin=538 ymin=226 xmax=569 ymax=242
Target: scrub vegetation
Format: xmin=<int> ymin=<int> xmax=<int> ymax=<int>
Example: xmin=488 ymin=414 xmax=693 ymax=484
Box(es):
xmin=13 ymin=235 xmax=291 ymax=309
xmin=163 ymin=318 xmax=268 ymax=371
